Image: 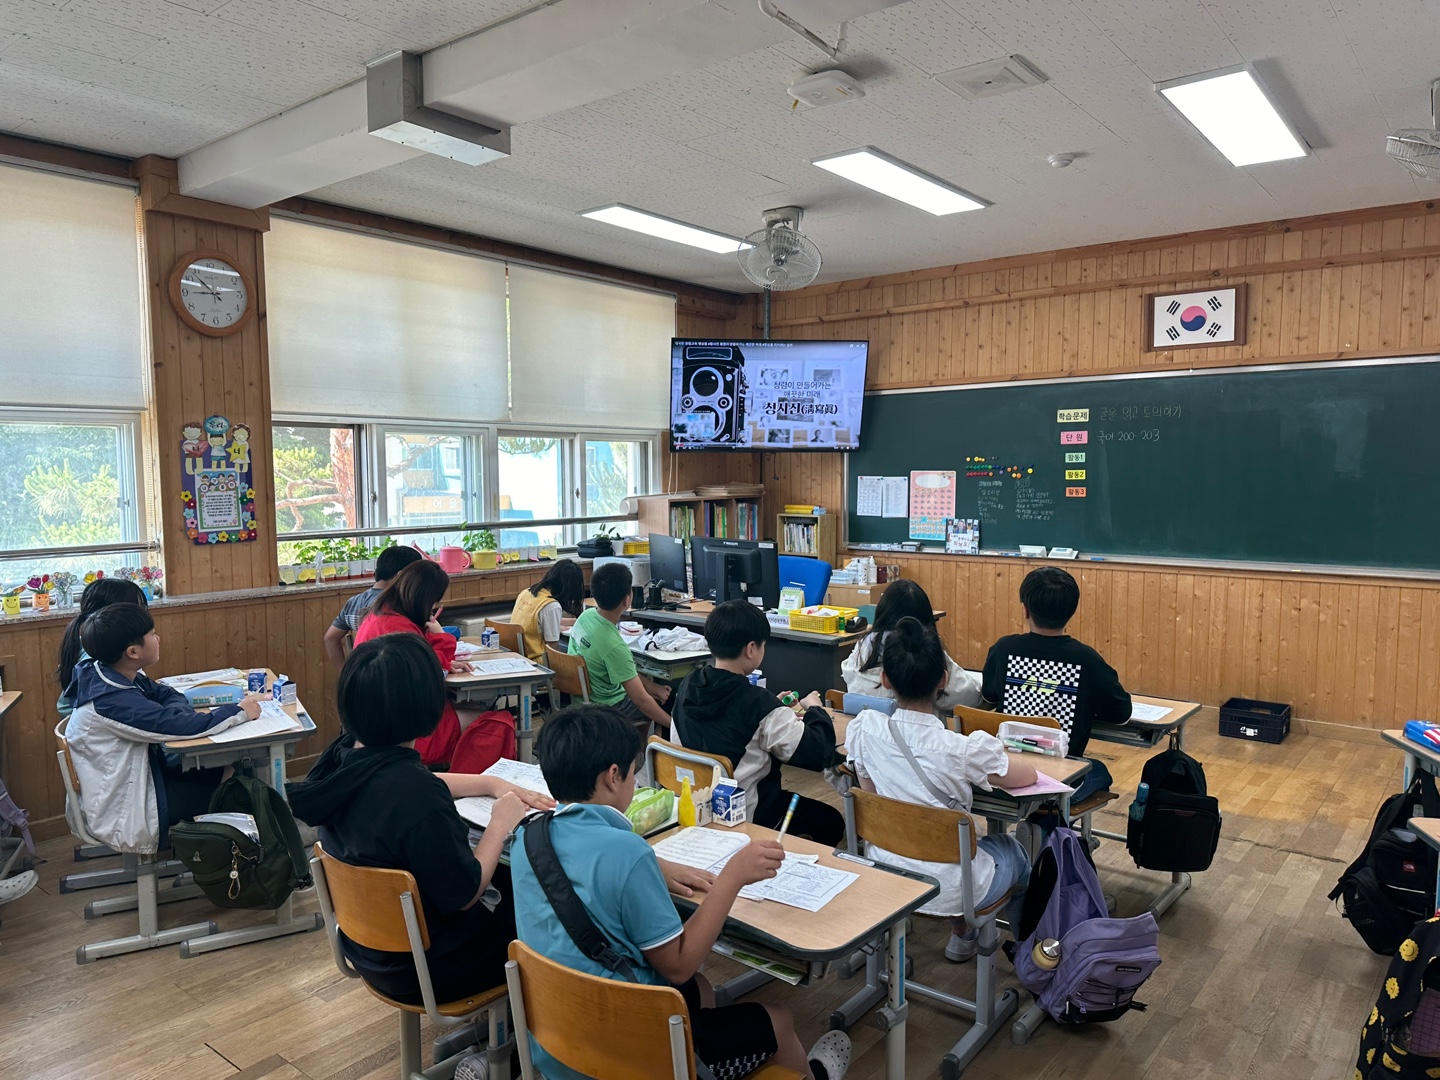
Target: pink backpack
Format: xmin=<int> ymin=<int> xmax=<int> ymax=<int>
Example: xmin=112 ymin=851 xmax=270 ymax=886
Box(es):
xmin=449 ymin=711 xmax=518 ymax=774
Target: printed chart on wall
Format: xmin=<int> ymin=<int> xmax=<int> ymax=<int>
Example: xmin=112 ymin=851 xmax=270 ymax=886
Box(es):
xmin=179 ymin=414 xmax=257 ymax=546
xmin=845 ymin=360 xmax=1440 ymax=570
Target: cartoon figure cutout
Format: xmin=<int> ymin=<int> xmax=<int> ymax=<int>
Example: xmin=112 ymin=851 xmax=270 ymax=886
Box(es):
xmin=179 ymin=414 xmax=257 ymax=545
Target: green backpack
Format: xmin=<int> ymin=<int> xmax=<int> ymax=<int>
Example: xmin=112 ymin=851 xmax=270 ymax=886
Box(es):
xmin=170 ymin=764 xmax=312 ymax=910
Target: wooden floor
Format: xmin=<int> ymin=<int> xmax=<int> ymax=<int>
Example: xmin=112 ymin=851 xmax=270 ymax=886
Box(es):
xmin=0 ymin=710 xmax=1393 ymax=1079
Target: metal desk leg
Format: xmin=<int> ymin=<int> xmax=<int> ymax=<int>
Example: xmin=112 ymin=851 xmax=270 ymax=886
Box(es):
xmin=76 ymin=856 xmax=217 ymax=964
xmin=1148 ymin=871 xmax=1192 ymax=919
xmin=1405 ymin=749 xmax=1419 ymax=790
xmin=518 ymin=683 xmax=534 ymax=764
xmin=712 ymin=968 xmax=773 ymax=1006
xmin=882 ymin=918 xmax=908 ymax=1080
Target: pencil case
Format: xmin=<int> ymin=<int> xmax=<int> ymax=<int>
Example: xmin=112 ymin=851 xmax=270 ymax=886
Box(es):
xmin=1404 ymin=719 xmax=1440 ymax=752
xmin=997 ymin=720 xmax=1069 ymax=758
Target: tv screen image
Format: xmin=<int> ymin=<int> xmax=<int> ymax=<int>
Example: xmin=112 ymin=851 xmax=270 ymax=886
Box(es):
xmin=670 ymin=338 xmax=868 ymax=451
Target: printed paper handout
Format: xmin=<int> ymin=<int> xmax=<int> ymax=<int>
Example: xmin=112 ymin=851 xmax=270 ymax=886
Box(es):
xmin=945 ymin=518 xmax=980 ymax=554
xmin=454 ymin=759 xmax=552 ymax=828
xmin=1129 ymin=702 xmax=1174 ymax=723
xmin=856 ymin=476 xmax=884 ymax=518
xmin=651 ymin=828 xmax=859 ymax=912
xmin=208 ymin=701 xmax=303 ymax=743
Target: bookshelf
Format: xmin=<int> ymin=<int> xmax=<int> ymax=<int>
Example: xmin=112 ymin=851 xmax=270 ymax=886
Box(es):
xmin=776 ymin=512 xmax=838 ymax=563
xmin=630 ymin=493 xmax=764 ymax=542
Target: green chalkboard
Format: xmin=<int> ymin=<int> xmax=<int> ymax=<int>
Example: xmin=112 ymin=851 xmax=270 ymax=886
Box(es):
xmin=847 ymin=359 xmax=1440 ymax=570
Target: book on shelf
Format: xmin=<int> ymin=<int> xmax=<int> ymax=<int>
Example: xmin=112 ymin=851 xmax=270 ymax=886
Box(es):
xmin=784 ymin=521 xmax=817 ymax=555
xmin=783 ymin=505 xmax=825 ymax=515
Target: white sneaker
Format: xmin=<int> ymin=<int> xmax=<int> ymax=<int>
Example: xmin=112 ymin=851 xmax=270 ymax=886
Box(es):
xmin=945 ymin=931 xmax=978 ymax=962
xmin=807 ymin=1030 xmax=851 ymax=1080
xmin=0 ymin=871 xmax=37 ymax=906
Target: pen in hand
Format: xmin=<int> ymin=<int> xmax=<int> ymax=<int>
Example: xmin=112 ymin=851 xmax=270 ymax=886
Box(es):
xmin=774 ymin=793 xmax=799 ymax=846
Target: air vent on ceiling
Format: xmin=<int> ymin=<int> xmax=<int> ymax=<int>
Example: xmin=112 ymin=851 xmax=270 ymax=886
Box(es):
xmin=937 ymin=55 xmax=1048 ymax=101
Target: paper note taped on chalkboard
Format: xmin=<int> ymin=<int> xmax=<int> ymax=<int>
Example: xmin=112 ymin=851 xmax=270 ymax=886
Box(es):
xmin=1066 ymin=487 xmax=1087 ymax=498
xmin=1061 ymin=431 xmax=1089 ymax=445
xmin=1057 ymin=409 xmax=1089 ymax=422
xmin=1066 ymin=469 xmax=1086 ymax=480
xmin=1065 ymin=452 xmax=1086 ymax=463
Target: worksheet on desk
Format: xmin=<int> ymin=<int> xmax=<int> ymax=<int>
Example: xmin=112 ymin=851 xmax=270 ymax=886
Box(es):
xmin=454 ymin=759 xmax=551 ymax=828
xmin=208 ymin=701 xmax=302 ymax=743
xmin=651 ymin=829 xmax=858 ymax=911
xmin=1129 ymin=702 xmax=1174 ymax=722
xmin=468 ymin=657 xmax=540 ymax=675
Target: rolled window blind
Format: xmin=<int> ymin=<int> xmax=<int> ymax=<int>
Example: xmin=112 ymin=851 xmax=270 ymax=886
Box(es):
xmin=0 ymin=164 xmax=145 ymax=409
xmin=266 ymin=218 xmax=509 ymax=422
xmin=508 ymin=265 xmax=675 ymax=428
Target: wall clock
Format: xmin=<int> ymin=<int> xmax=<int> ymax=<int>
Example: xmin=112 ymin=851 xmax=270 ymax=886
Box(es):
xmin=168 ymin=250 xmax=254 ymax=337
xmin=1145 ymin=284 xmax=1247 ymax=351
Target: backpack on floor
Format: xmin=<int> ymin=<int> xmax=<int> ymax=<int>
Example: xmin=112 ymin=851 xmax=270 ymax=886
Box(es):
xmin=1331 ymin=774 xmax=1440 ymax=955
xmin=170 ymin=763 xmax=311 ymax=910
xmin=1125 ymin=747 xmax=1221 ymax=873
xmin=1357 ymin=916 xmax=1440 ymax=1077
xmin=1014 ymin=827 xmax=1161 ymax=1025
xmin=449 ymin=710 xmax=517 ymax=774
xmin=415 ymin=707 xmax=461 ymax=768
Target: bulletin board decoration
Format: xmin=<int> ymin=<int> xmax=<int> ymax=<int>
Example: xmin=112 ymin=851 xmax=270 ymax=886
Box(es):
xmin=908 ymin=470 xmax=956 ymax=541
xmin=179 ymin=414 xmax=257 ymax=546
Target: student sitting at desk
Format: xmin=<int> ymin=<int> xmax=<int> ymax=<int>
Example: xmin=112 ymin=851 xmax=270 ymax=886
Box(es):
xmin=65 ymin=604 xmax=264 ymax=854
xmin=981 ymin=566 xmax=1130 ymax=804
xmin=289 ymin=634 xmax=551 ymax=1006
xmin=355 ymin=559 xmax=469 ymax=765
xmin=56 ymin=577 xmax=149 ymax=719
xmin=671 ymin=599 xmax=845 ymax=845
xmin=323 ymin=544 xmax=422 ymax=669
xmin=842 ymin=580 xmax=983 ymax=710
xmin=508 ymin=559 xmax=584 ymax=663
xmin=511 ymin=704 xmax=852 ymax=1080
xmin=567 ymin=562 xmax=672 ymax=736
xmin=846 ymin=616 xmax=1036 ymax=964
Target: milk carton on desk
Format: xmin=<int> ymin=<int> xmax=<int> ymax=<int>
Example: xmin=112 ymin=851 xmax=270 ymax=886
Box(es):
xmin=712 ymin=779 xmax=746 ymax=827
xmin=271 ymin=674 xmax=298 ymax=706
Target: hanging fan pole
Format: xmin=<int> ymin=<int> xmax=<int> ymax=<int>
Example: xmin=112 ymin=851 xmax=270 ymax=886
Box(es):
xmin=764 ymin=287 xmax=771 ymax=340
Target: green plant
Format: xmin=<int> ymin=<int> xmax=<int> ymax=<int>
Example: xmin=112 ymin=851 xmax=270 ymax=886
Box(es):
xmin=366 ymin=536 xmax=397 ymax=558
xmin=461 ymin=529 xmax=498 ymax=552
xmin=294 ymin=540 xmax=321 ymax=564
xmin=592 ymin=523 xmax=622 ymax=540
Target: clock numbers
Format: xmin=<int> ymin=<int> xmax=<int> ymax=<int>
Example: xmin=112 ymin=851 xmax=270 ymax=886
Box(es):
xmin=177 ymin=255 xmax=249 ymax=335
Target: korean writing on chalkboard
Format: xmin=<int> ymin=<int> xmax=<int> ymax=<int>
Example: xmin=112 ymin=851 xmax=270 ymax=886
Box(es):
xmin=1094 ymin=429 xmax=1161 ymax=443
xmin=1096 ymin=405 xmax=1182 ymax=421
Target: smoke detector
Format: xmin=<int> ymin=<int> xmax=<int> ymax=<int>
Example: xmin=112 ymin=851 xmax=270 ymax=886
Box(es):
xmin=937 ymin=55 xmax=1048 ymax=101
xmin=788 ymin=69 xmax=865 ymax=109
xmin=1047 ymin=153 xmax=1076 ymax=168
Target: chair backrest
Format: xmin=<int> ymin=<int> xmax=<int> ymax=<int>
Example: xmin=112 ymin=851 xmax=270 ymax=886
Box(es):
xmin=777 ymin=554 xmax=833 ymax=606
xmin=544 ymin=645 xmax=591 ymax=701
xmin=54 ymin=718 xmax=81 ymax=794
xmin=824 ymin=689 xmax=845 ymax=710
xmin=507 ymin=940 xmax=695 ymax=1080
xmin=646 ymin=736 xmax=733 ymax=793
xmin=952 ymin=703 xmax=1059 ymax=738
xmin=489 ymin=620 xmax=524 ymax=655
xmin=314 ymin=843 xmax=430 ymax=952
xmin=847 ymin=786 xmax=976 ymax=862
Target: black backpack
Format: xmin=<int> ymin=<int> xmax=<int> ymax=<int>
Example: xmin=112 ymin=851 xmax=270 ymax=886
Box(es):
xmin=1125 ymin=747 xmax=1221 ymax=873
xmin=170 ymin=765 xmax=312 ymax=910
xmin=1331 ymin=774 xmax=1440 ymax=955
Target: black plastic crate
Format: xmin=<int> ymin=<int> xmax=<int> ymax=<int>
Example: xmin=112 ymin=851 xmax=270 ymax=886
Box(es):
xmin=1219 ymin=697 xmax=1291 ymax=744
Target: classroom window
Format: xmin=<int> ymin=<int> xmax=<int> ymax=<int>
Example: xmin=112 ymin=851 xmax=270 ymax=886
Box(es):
xmin=382 ymin=431 xmax=478 ymax=548
xmin=272 ymin=424 xmax=358 ymax=535
xmin=584 ymin=438 xmax=651 ymax=517
xmin=0 ymin=418 xmax=143 ymax=584
xmin=497 ymin=434 xmax=570 ymax=547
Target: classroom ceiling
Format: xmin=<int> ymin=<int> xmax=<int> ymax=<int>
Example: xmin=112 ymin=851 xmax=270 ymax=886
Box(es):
xmin=3 ymin=0 xmax=1439 ymax=291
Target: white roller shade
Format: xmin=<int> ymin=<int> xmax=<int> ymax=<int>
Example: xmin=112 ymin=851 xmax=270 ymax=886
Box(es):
xmin=0 ymin=164 xmax=145 ymax=409
xmin=508 ymin=265 xmax=675 ymax=428
xmin=266 ymin=218 xmax=509 ymax=423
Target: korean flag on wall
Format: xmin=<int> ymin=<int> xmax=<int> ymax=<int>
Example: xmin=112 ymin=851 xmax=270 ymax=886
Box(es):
xmin=1149 ymin=285 xmax=1246 ymax=350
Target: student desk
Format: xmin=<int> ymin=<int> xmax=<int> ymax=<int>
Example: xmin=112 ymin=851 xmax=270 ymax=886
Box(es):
xmin=629 ymin=601 xmax=868 ymax=695
xmin=558 ymin=629 xmax=712 ymax=684
xmin=0 ymin=689 xmax=20 ymax=783
xmin=163 ymin=672 xmax=323 ymax=958
xmin=1092 ymin=694 xmax=1203 ymax=750
xmin=448 ymin=645 xmax=554 ymax=763
xmin=1383 ymin=729 xmax=1440 ymax=789
xmin=647 ymin=821 xmax=938 ymax=1080
xmin=1410 ymin=818 xmax=1440 ymax=917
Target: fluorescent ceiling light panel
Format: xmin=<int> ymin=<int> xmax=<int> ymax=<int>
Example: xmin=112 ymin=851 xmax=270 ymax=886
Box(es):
xmin=811 ymin=147 xmax=987 ymax=215
xmin=580 ymin=205 xmax=745 ymax=254
xmin=1157 ymin=65 xmax=1308 ymax=167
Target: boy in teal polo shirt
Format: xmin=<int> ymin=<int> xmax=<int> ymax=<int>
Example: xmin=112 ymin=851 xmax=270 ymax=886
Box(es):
xmin=567 ymin=561 xmax=672 ymax=733
xmin=511 ymin=704 xmax=852 ymax=1080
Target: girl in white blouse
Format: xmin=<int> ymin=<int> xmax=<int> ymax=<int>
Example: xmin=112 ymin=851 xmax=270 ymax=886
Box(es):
xmin=846 ymin=616 xmax=1036 ymax=962
xmin=841 ymin=580 xmax=982 ymax=710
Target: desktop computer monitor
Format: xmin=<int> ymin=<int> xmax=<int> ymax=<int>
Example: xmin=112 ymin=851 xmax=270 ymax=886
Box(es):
xmin=647 ymin=533 xmax=689 ymax=593
xmin=690 ymin=538 xmax=780 ymax=609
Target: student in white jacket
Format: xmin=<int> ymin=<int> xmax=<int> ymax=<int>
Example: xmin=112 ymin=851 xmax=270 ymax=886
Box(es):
xmin=842 ymin=579 xmax=982 ymax=709
xmin=65 ymin=605 xmax=262 ymax=854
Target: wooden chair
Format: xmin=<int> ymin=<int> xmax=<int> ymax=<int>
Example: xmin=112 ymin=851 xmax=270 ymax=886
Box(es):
xmin=824 ymin=688 xmax=845 ymax=710
xmin=488 ymin=620 xmax=524 ymax=657
xmin=506 ymin=940 xmax=801 ymax=1080
xmin=837 ymin=788 xmax=1018 ymax=1078
xmin=644 ymin=736 xmax=733 ymax=794
xmin=952 ymin=704 xmax=1121 ymax=849
xmin=56 ymin=719 xmax=213 ymax=962
xmin=544 ymin=645 xmax=590 ymax=703
xmin=311 ymin=844 xmax=512 ymax=1080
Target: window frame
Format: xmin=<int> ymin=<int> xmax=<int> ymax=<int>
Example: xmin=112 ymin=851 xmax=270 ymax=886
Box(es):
xmin=374 ymin=422 xmax=488 ymax=531
xmin=270 ymin=420 xmax=364 ymax=538
xmin=578 ymin=433 xmax=658 ymax=520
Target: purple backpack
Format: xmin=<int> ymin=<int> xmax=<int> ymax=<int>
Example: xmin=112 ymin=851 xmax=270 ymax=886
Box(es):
xmin=1013 ymin=827 xmax=1161 ymax=1024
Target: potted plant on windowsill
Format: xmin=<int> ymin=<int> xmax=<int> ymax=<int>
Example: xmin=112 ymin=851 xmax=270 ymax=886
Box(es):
xmin=461 ymin=529 xmax=500 ymax=570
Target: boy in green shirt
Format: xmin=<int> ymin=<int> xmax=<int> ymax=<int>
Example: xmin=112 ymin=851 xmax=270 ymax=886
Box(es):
xmin=567 ymin=562 xmax=672 ymax=733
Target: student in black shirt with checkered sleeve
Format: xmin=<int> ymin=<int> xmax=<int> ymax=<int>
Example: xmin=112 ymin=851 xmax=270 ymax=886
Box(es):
xmin=980 ymin=566 xmax=1131 ymax=803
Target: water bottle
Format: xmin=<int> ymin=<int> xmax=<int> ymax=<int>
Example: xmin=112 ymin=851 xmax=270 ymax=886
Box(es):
xmin=677 ymin=777 xmax=696 ymax=829
xmin=1129 ymin=781 xmax=1150 ymax=821
xmin=1031 ymin=938 xmax=1062 ymax=970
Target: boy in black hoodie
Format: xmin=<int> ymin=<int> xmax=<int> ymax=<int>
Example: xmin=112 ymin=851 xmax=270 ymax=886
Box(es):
xmin=671 ymin=600 xmax=844 ymax=845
